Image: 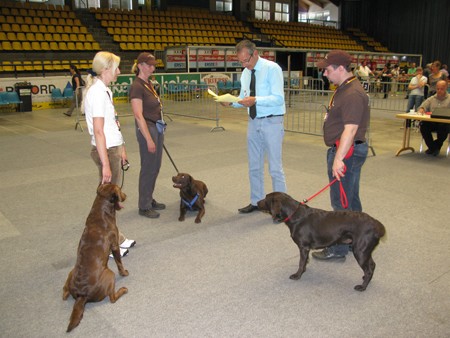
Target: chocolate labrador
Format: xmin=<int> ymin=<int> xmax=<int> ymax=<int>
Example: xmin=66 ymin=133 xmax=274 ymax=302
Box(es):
xmin=172 ymin=172 xmax=208 ymax=223
xmin=257 ymin=192 xmax=385 ymax=291
xmin=63 ymin=184 xmax=129 ymax=332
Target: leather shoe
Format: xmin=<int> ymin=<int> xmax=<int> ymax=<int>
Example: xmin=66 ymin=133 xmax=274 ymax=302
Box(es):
xmin=238 ymin=204 xmax=258 ymax=213
xmin=312 ymin=248 xmax=346 ymax=260
xmin=139 ymin=209 xmax=160 ymax=218
xmin=151 ymin=199 xmax=166 ymax=210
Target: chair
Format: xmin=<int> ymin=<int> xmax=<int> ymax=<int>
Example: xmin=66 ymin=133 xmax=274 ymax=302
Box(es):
xmin=63 ymin=87 xmax=74 ymax=100
xmin=75 ymin=41 xmax=84 ymax=50
xmin=0 ymin=92 xmax=9 ymax=108
xmin=51 ymin=88 xmax=66 ymax=105
xmin=49 ymin=41 xmax=59 ymax=51
xmin=23 ymin=61 xmax=33 ymax=71
xmin=33 ymin=60 xmax=43 ymax=71
xmin=7 ymin=32 xmax=16 ymax=41
xmin=84 ymin=42 xmax=95 ymax=50
xmin=22 ymin=41 xmax=33 ymax=51
xmin=31 ymin=41 xmax=41 ymax=51
xmin=419 ymin=132 xmax=450 ymax=157
xmin=58 ymin=41 xmax=68 ymax=50
xmin=5 ymin=92 xmax=22 ymax=111
xmin=16 ymin=32 xmax=26 ymax=41
xmin=12 ymin=41 xmax=22 ymax=51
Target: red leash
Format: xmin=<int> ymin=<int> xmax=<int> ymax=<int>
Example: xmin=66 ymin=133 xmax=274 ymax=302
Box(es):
xmin=283 ymin=166 xmax=348 ymax=222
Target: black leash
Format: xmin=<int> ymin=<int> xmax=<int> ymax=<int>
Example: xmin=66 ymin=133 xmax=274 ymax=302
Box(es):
xmin=163 ymin=144 xmax=179 ymax=173
xmin=120 ymin=160 xmax=130 ymax=189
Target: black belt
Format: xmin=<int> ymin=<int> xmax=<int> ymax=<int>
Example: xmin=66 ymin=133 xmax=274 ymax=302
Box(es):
xmin=332 ymin=140 xmax=365 ymax=147
xmin=256 ymin=114 xmax=284 ymax=119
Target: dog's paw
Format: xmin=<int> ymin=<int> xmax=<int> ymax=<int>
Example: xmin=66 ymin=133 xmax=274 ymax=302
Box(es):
xmin=195 ymin=218 xmax=201 ymax=223
xmin=354 ymin=284 xmax=367 ymax=291
xmin=289 ymin=273 xmax=301 ymax=280
xmin=178 ymin=217 xmax=185 ymax=222
xmin=120 ymin=269 xmax=129 ymax=277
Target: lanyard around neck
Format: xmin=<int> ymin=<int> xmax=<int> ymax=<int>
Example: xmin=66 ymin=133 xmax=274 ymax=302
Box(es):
xmin=328 ymin=76 xmax=357 ymax=110
xmin=143 ymin=82 xmax=164 ymax=121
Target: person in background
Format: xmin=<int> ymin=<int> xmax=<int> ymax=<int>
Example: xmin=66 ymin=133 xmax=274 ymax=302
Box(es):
xmin=64 ymin=64 xmax=84 ymax=117
xmin=222 ymin=39 xmax=287 ymax=213
xmin=82 ymin=51 xmax=135 ymax=257
xmin=355 ymin=60 xmax=373 ymax=81
xmin=150 ymin=75 xmax=161 ymax=95
xmin=390 ymin=64 xmax=400 ymax=96
xmin=406 ymin=67 xmax=427 ymax=112
xmin=381 ymin=63 xmax=392 ymax=99
xmin=407 ymin=62 xmax=417 ymax=78
xmin=440 ymin=64 xmax=449 ymax=78
xmin=312 ymin=50 xmax=370 ymax=260
xmin=418 ymin=80 xmax=450 ymax=156
xmin=129 ymin=52 xmax=166 ymax=219
xmin=427 ymin=60 xmax=448 ymax=97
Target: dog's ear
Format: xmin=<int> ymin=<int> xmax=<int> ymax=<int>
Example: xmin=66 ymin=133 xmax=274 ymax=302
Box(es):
xmin=271 ymin=197 xmax=283 ymax=220
xmin=97 ymin=183 xmax=113 ymax=197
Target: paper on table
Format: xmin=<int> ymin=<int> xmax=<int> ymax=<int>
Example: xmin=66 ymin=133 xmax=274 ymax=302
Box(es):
xmin=207 ymin=88 xmax=240 ymax=103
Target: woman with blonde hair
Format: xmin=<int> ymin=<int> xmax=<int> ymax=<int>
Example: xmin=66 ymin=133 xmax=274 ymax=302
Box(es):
xmin=129 ymin=52 xmax=166 ymax=219
xmin=83 ymin=51 xmax=135 ymax=256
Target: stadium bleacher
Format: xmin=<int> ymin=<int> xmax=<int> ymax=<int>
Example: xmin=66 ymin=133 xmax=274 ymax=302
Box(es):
xmin=0 ymin=0 xmax=390 ymax=77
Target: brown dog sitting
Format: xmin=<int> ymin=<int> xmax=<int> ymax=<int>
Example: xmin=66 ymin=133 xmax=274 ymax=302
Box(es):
xmin=63 ymin=184 xmax=129 ymax=332
xmin=257 ymin=192 xmax=386 ymax=291
xmin=172 ymin=173 xmax=208 ymax=223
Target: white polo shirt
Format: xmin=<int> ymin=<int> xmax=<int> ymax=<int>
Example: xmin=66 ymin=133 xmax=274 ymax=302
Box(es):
xmin=84 ymin=78 xmax=124 ymax=148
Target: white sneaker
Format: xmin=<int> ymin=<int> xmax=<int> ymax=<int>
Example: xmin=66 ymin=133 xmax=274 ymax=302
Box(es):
xmin=120 ymin=238 xmax=136 ymax=249
xmin=109 ymin=248 xmax=129 ymax=258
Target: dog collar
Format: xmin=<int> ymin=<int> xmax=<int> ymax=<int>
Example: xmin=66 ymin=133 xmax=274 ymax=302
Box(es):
xmin=282 ymin=202 xmax=305 ymax=223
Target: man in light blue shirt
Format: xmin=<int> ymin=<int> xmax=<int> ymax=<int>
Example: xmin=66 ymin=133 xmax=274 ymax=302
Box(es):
xmin=225 ymin=40 xmax=287 ymax=213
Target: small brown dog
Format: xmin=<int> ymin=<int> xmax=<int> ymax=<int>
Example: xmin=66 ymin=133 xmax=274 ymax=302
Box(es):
xmin=63 ymin=184 xmax=129 ymax=332
xmin=258 ymin=192 xmax=385 ymax=291
xmin=172 ymin=172 xmax=208 ymax=223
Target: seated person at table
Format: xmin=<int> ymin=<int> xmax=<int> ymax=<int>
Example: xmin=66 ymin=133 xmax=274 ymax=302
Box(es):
xmin=418 ymin=80 xmax=450 ymax=156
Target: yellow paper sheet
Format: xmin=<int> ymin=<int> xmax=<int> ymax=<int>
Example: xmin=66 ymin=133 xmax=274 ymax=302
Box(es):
xmin=207 ymin=89 xmax=240 ymax=103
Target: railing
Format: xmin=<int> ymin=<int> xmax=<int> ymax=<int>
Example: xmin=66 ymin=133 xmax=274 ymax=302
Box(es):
xmin=72 ymin=79 xmax=412 ymax=155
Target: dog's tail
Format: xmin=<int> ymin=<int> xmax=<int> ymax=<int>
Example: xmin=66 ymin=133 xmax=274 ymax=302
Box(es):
xmin=67 ymin=296 xmax=87 ymax=332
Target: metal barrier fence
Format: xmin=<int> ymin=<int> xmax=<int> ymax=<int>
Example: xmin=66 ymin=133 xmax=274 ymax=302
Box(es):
xmin=158 ymin=82 xmax=225 ymax=132
xmin=73 ymin=80 xmax=411 ymax=152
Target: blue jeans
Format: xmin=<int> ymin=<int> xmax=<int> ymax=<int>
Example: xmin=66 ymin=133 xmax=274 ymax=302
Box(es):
xmin=326 ymin=142 xmax=368 ymax=255
xmin=247 ymin=115 xmax=287 ymax=205
xmin=406 ymin=95 xmax=424 ymax=112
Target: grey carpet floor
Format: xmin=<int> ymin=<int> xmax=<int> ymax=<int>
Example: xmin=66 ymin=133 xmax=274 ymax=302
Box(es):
xmin=0 ymin=107 xmax=449 ymax=337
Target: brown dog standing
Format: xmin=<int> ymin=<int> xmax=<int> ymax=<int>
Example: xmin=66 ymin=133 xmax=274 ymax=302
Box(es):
xmin=172 ymin=173 xmax=208 ymax=223
xmin=258 ymin=192 xmax=385 ymax=291
xmin=63 ymin=184 xmax=129 ymax=332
